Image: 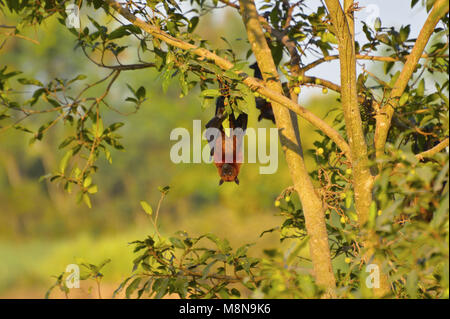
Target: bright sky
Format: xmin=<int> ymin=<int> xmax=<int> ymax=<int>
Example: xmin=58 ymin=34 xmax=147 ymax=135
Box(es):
xmin=302 ymin=0 xmax=431 ymax=97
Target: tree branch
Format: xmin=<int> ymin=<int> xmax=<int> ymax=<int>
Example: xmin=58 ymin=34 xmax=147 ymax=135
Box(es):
xmin=302 ymin=76 xmax=341 ymax=93
xmin=416 ymin=138 xmax=449 ymax=160
xmin=104 ymin=0 xmax=351 ymax=159
xmin=238 ymin=0 xmax=337 ymax=297
xmin=301 ymin=53 xmax=447 ymax=73
xmin=325 ymin=0 xmax=391 ymax=297
xmin=374 ymin=0 xmax=449 ymax=159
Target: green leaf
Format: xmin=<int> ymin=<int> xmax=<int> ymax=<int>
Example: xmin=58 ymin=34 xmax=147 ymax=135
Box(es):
xmin=202 ymin=260 xmax=217 ymax=280
xmin=230 ymin=288 xmax=241 ymax=297
xmin=136 ymin=86 xmax=146 ymax=100
xmin=399 ymin=25 xmax=411 ymax=43
xmin=154 ymin=278 xmax=169 ymax=299
xmin=83 ymin=193 xmax=92 ymax=208
xmin=161 ymin=62 xmax=174 ymax=93
xmin=140 ymin=201 xmax=153 ymax=215
xmin=103 ymin=122 xmax=124 ymax=135
xmin=58 ymin=136 xmax=76 ymax=149
xmin=108 ymin=25 xmax=131 ymax=40
xmin=13 ymin=125 xmax=33 ymax=134
xmin=105 ymin=149 xmax=112 ymax=164
xmin=399 ymin=92 xmax=409 ymax=106
xmin=426 ymin=0 xmax=436 ymax=12
xmin=67 ymin=74 xmax=87 ymax=85
xmin=384 ymin=61 xmax=394 ymax=75
xmin=188 ymin=16 xmax=199 ymax=33
xmin=417 ymin=79 xmax=425 ymax=97
xmin=87 ymin=185 xmax=98 ymax=194
xmin=321 ymin=32 xmax=338 ymax=44
xmin=200 ymin=89 xmax=221 ymax=98
xmin=345 ymin=192 xmax=353 ymax=209
xmin=0 ymin=67 xmax=21 ymax=80
xmin=125 ymin=277 xmax=142 ymax=299
xmin=113 ymin=275 xmax=136 ymax=298
xmin=18 ymin=78 xmax=43 ymax=86
xmin=83 ymin=176 xmax=92 ymax=188
xmin=59 ymin=150 xmax=73 ymax=174
xmin=169 ymin=237 xmax=185 ymax=249
xmin=374 ymin=18 xmax=381 ymax=31
xmin=94 ymin=119 xmax=104 ymax=138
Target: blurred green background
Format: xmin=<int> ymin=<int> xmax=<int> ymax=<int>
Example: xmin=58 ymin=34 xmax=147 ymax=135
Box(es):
xmin=0 ymin=7 xmax=340 ymax=298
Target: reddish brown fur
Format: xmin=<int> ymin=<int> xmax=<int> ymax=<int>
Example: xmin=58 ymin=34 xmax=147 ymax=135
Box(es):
xmin=213 ymin=130 xmax=242 ymax=184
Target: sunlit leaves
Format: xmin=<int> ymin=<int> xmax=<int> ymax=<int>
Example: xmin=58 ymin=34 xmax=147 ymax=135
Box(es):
xmin=59 ymin=150 xmax=73 ymax=174
xmin=118 ymin=230 xmax=261 ymax=299
xmin=108 ymin=24 xmax=142 ymax=40
xmin=17 ymin=77 xmax=43 ymax=86
xmin=140 ymin=201 xmax=153 ymax=216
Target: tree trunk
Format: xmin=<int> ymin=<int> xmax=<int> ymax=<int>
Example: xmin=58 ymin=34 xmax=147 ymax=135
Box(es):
xmin=239 ymin=0 xmax=336 ymax=297
xmin=325 ymin=0 xmax=390 ymax=297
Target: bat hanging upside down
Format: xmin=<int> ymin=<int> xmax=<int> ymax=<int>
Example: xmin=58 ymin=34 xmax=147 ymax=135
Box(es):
xmin=249 ymin=62 xmax=275 ymax=124
xmin=205 ymin=96 xmax=248 ymax=185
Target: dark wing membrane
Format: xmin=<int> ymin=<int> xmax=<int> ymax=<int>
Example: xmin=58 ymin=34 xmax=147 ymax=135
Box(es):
xmin=250 ymin=62 xmax=275 ymax=123
xmin=204 ymin=125 xmax=221 ymax=156
xmin=235 ymin=113 xmax=248 ymax=131
xmin=205 ymin=96 xmax=226 ymax=129
xmin=205 ymin=96 xmax=227 ymax=156
xmin=249 ymin=62 xmax=262 ymax=80
xmin=255 ymin=98 xmax=275 ymax=123
xmin=228 ymin=111 xmax=248 ymax=131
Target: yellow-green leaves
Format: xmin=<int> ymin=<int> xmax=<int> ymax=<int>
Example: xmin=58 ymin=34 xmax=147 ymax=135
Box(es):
xmin=87 ymin=185 xmax=98 ymax=194
xmin=83 ymin=193 xmax=92 ymax=208
xmin=320 ymin=31 xmax=338 ymax=44
xmin=140 ymin=200 xmax=153 ymax=216
xmin=59 ymin=149 xmax=73 ymax=174
xmin=83 ymin=176 xmax=92 ymax=188
xmin=105 ymin=149 xmax=112 ymax=164
xmin=345 ymin=192 xmax=353 ymax=209
xmin=374 ymin=17 xmax=382 ymax=31
xmin=93 ymin=118 xmax=104 ymax=138
xmin=399 ymin=92 xmax=409 ymax=106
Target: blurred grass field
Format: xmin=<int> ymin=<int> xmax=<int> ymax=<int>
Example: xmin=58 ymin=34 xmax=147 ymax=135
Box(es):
xmin=0 ymin=209 xmax=289 ymax=298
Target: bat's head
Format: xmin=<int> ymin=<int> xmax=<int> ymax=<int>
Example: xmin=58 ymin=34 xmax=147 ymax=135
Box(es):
xmin=221 ymin=163 xmax=236 ymax=177
xmin=218 ymin=163 xmax=240 ymax=185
